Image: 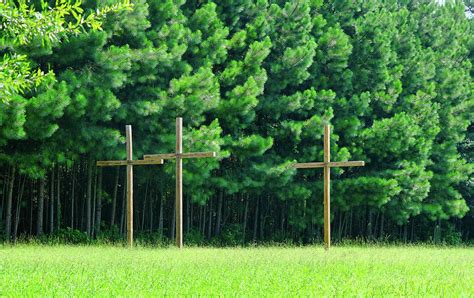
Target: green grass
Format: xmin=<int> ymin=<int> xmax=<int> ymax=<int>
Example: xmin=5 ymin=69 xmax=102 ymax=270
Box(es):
xmin=1 ymin=245 xmax=473 ymax=296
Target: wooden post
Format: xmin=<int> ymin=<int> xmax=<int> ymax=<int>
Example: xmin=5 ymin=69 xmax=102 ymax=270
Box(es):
xmin=323 ymin=124 xmax=330 ymax=250
xmin=126 ymin=125 xmax=133 ymax=248
xmin=292 ymin=124 xmax=365 ymax=250
xmin=176 ymin=117 xmax=183 ymax=248
xmin=143 ymin=117 xmax=217 ymax=248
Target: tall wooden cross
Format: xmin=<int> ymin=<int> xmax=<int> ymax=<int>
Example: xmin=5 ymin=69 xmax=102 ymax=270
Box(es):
xmin=96 ymin=125 xmax=164 ymax=247
xmin=143 ymin=117 xmax=217 ymax=248
xmin=292 ymin=124 xmax=365 ymax=250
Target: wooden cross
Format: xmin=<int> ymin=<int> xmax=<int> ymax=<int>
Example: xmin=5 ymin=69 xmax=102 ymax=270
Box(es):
xmin=96 ymin=125 xmax=164 ymax=247
xmin=143 ymin=117 xmax=217 ymax=248
xmin=292 ymin=124 xmax=365 ymax=250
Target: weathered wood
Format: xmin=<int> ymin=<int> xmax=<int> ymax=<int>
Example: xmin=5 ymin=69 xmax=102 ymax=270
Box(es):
xmin=96 ymin=125 xmax=164 ymax=247
xmin=292 ymin=124 xmax=365 ymax=250
xmin=292 ymin=161 xmax=364 ymax=169
xmin=176 ymin=117 xmax=183 ymax=248
xmin=96 ymin=159 xmax=163 ymax=166
xmin=143 ymin=117 xmax=218 ymax=248
xmin=126 ymin=125 xmax=133 ymax=248
xmin=292 ymin=162 xmax=325 ymax=169
xmin=143 ymin=151 xmax=216 ymax=160
xmin=328 ymin=161 xmax=364 ymax=167
xmin=323 ymin=124 xmax=331 ymax=251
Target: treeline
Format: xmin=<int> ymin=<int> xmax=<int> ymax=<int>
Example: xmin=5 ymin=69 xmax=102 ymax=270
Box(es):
xmin=1 ymin=0 xmax=473 ymax=245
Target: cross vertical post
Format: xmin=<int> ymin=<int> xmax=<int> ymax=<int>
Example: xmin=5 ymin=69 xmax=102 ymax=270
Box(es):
xmin=126 ymin=125 xmax=133 ymax=247
xmin=292 ymin=124 xmax=365 ymax=250
xmin=175 ymin=117 xmax=183 ymax=248
xmin=96 ymin=125 xmax=164 ymax=248
xmin=143 ymin=117 xmax=217 ymax=248
xmin=323 ymin=124 xmax=330 ymax=250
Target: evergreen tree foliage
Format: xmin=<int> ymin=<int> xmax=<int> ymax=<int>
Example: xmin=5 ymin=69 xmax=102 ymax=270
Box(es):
xmin=0 ymin=0 xmax=472 ymax=244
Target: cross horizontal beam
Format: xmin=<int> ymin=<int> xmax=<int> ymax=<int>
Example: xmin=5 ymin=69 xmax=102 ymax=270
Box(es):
xmin=292 ymin=161 xmax=365 ymax=169
xmin=143 ymin=151 xmax=216 ymax=160
xmin=96 ymin=159 xmax=164 ymax=167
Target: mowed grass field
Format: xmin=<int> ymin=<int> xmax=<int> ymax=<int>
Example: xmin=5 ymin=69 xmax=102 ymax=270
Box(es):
xmin=0 ymin=245 xmax=473 ymax=296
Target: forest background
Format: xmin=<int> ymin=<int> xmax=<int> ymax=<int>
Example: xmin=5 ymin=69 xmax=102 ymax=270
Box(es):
xmin=1 ymin=0 xmax=472 ymax=245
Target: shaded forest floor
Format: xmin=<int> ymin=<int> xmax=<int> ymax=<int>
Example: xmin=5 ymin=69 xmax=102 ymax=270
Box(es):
xmin=1 ymin=245 xmax=472 ymax=296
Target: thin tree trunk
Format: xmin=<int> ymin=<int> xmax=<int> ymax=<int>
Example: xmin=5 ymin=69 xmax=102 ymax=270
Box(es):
xmin=92 ymin=166 xmax=97 ymax=237
xmin=215 ymin=189 xmax=223 ymax=236
xmin=5 ymin=166 xmax=16 ymax=241
xmin=56 ymin=166 xmax=61 ymax=231
xmin=207 ymin=197 xmax=213 ymax=239
xmin=37 ymin=177 xmax=45 ymax=236
xmin=259 ymin=197 xmax=265 ymax=240
xmin=110 ymin=167 xmax=119 ymax=227
xmin=149 ymin=192 xmax=154 ymax=232
xmin=379 ymin=212 xmax=385 ymax=240
xmin=95 ymin=167 xmax=102 ymax=236
xmin=242 ymin=194 xmax=249 ymax=243
xmin=120 ymin=177 xmax=126 ymax=236
xmin=71 ymin=165 xmax=75 ymax=229
xmin=186 ymin=194 xmax=190 ymax=233
xmin=141 ymin=177 xmax=149 ymax=231
xmin=158 ymin=194 xmax=163 ymax=236
xmin=253 ymin=197 xmax=259 ymax=242
xmin=202 ymin=205 xmax=207 ymax=235
xmin=29 ymin=181 xmax=33 ymax=234
xmin=13 ymin=176 xmax=26 ymax=243
xmin=171 ymin=201 xmax=176 ymax=240
xmin=50 ymin=167 xmax=54 ymax=234
xmin=86 ymin=160 xmax=93 ymax=237
xmin=0 ymin=168 xmax=7 ymax=225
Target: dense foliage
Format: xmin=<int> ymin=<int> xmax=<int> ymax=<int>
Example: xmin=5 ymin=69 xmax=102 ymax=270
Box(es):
xmin=1 ymin=0 xmax=472 ymax=245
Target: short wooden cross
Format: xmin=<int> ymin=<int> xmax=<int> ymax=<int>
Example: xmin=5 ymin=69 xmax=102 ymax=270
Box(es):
xmin=97 ymin=125 xmax=164 ymax=247
xmin=292 ymin=124 xmax=365 ymax=250
xmin=143 ymin=117 xmax=217 ymax=248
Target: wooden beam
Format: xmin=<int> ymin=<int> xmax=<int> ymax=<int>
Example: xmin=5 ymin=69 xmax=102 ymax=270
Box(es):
xmin=292 ymin=161 xmax=365 ymax=169
xmin=292 ymin=162 xmax=325 ymax=169
xmin=328 ymin=161 xmax=364 ymax=168
xmin=97 ymin=159 xmax=164 ymax=166
xmin=126 ymin=125 xmax=133 ymax=248
xmin=143 ymin=153 xmax=176 ymax=160
xmin=176 ymin=117 xmax=183 ymax=249
xmin=144 ymin=152 xmax=216 ymax=160
xmin=323 ymin=124 xmax=330 ymax=251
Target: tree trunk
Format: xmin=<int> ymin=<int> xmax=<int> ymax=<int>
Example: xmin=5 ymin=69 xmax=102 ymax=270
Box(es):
xmin=120 ymin=178 xmax=126 ymax=236
xmin=186 ymin=194 xmax=190 ymax=233
xmin=158 ymin=194 xmax=163 ymax=236
xmin=5 ymin=166 xmax=16 ymax=241
xmin=141 ymin=177 xmax=149 ymax=231
xmin=36 ymin=177 xmax=45 ymax=236
xmin=56 ymin=166 xmax=61 ymax=231
xmin=253 ymin=197 xmax=259 ymax=242
xmin=0 ymin=168 xmax=7 ymax=225
xmin=215 ymin=189 xmax=223 ymax=236
xmin=86 ymin=160 xmax=93 ymax=237
xmin=149 ymin=192 xmax=154 ymax=232
xmin=242 ymin=195 xmax=249 ymax=243
xmin=95 ymin=167 xmax=102 ymax=236
xmin=13 ymin=175 xmax=26 ymax=243
xmin=110 ymin=167 xmax=119 ymax=227
xmin=379 ymin=212 xmax=385 ymax=240
xmin=71 ymin=165 xmax=75 ymax=229
xmin=171 ymin=201 xmax=176 ymax=240
xmin=207 ymin=197 xmax=213 ymax=239
xmin=92 ymin=166 xmax=97 ymax=236
xmin=202 ymin=205 xmax=207 ymax=235
xmin=50 ymin=167 xmax=54 ymax=234
xmin=29 ymin=181 xmax=33 ymax=234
